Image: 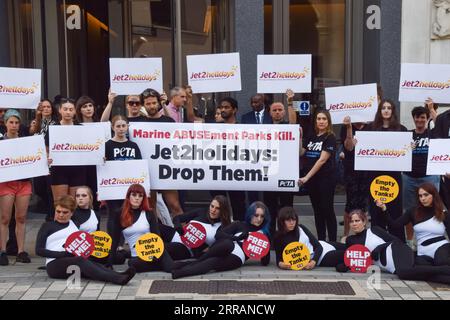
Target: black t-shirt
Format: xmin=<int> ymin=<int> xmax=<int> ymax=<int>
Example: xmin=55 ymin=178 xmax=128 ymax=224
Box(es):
xmin=302 ymin=132 xmax=336 ymax=177
xmin=105 ymin=140 xmax=142 ymax=161
xmin=127 ymin=115 xmax=150 ymax=122
xmin=406 ymin=129 xmax=431 ymax=178
xmin=433 ymin=109 xmax=450 ymax=139
xmin=145 ymin=115 xmax=175 ymax=123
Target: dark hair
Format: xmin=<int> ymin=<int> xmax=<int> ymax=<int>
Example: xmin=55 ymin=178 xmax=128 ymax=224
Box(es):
xmin=415 ymin=183 xmax=446 ymax=222
xmin=372 ymin=99 xmax=401 ymax=130
xmin=219 ymin=97 xmax=238 ymax=109
xmin=209 ymin=195 xmax=231 ymax=226
xmin=34 ymin=99 xmax=58 ymax=133
xmin=348 ymin=209 xmax=368 ymax=225
xmin=411 ymin=106 xmax=430 ymax=119
xmin=276 ymin=207 xmax=299 ymax=235
xmin=75 ymin=96 xmax=98 ymax=122
xmin=140 ymin=88 xmax=161 ymax=106
xmin=121 ymin=184 xmax=152 ymax=228
xmin=59 ymin=97 xmax=76 ymax=105
xmin=244 ymin=201 xmax=271 ymax=237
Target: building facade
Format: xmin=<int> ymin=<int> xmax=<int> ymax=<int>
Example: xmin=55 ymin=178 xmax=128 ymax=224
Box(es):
xmin=1 ymin=0 xmax=447 ymax=122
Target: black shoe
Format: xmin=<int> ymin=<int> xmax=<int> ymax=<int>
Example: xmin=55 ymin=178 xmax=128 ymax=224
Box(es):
xmin=0 ymin=252 xmax=9 ymax=266
xmin=16 ymin=252 xmax=31 ymax=263
xmin=117 ymin=266 xmax=136 ymax=285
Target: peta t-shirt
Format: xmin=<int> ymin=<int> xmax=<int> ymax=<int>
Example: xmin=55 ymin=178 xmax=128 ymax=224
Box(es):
xmin=406 ymin=130 xmax=431 ymax=178
xmin=105 ymin=140 xmax=142 ymax=161
xmin=303 ymin=133 xmax=336 ymax=177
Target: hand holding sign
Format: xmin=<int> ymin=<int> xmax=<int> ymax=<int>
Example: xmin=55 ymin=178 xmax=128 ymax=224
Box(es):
xmin=135 ymin=233 xmax=164 ymax=262
xmin=370 ymin=175 xmax=399 ymax=204
xmin=282 ymin=242 xmax=311 ymax=270
xmin=243 ymin=232 xmax=270 ymax=260
xmin=91 ymin=231 xmax=112 ymax=258
xmin=181 ymin=222 xmax=207 ymax=249
xmin=65 ymin=231 xmax=95 ymax=259
xmin=344 ymin=245 xmax=372 ymax=273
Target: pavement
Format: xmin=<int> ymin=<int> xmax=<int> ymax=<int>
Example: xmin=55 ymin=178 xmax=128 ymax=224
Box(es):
xmin=1 ymin=194 xmax=450 ymax=301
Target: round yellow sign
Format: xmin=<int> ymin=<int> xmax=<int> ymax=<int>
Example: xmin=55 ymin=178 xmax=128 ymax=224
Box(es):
xmin=135 ymin=233 xmax=164 ymax=262
xmin=370 ymin=175 xmax=399 ymax=204
xmin=91 ymin=231 xmax=112 ymax=259
xmin=282 ymin=242 xmax=311 ymax=270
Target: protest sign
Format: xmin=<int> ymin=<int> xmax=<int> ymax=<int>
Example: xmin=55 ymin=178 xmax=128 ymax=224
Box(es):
xmin=0 ymin=67 xmax=41 ymax=109
xmin=181 ymin=222 xmax=207 ymax=249
xmin=426 ymin=139 xmax=450 ymax=175
xmin=65 ymin=231 xmax=95 ymax=259
xmin=370 ymin=175 xmax=400 ymax=204
xmin=0 ymin=135 xmax=49 ymax=183
xmin=135 ymin=233 xmax=164 ymax=262
xmin=344 ymin=245 xmax=372 ymax=273
xmin=282 ymin=242 xmax=311 ymax=271
xmin=243 ymin=232 xmax=270 ymax=260
xmin=91 ymin=231 xmax=112 ymax=259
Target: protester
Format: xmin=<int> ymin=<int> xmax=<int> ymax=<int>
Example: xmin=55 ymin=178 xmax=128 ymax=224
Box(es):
xmin=274 ymin=207 xmax=346 ymax=270
xmin=0 ymin=110 xmax=32 ymax=265
xmin=298 ymin=109 xmax=337 ymax=242
xmin=72 ymin=186 xmax=100 ymax=233
xmin=35 ymin=195 xmax=136 ymax=284
xmin=241 ymin=94 xmax=271 ymax=124
xmin=171 ymin=201 xmax=271 ymax=279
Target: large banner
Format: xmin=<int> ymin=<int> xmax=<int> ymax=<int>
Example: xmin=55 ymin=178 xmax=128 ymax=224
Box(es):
xmin=0 ymin=135 xmax=49 ymax=183
xmin=96 ymin=160 xmax=150 ymax=201
xmin=130 ymin=123 xmax=300 ymax=191
xmin=354 ymin=131 xmax=413 ymax=172
xmin=257 ymin=54 xmax=312 ymax=93
xmin=109 ymin=58 xmax=163 ymax=95
xmin=0 ymin=67 xmax=41 ymax=109
xmin=325 ymin=83 xmax=378 ymax=124
xmin=399 ymin=63 xmax=450 ymax=103
xmin=49 ymin=126 xmax=105 ymax=166
xmin=187 ymin=53 xmax=242 ymax=93
xmin=426 ymin=139 xmax=450 ymax=175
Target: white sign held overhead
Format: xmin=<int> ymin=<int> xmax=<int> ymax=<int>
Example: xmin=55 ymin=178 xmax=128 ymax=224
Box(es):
xmin=257 ymin=55 xmax=312 ymax=93
xmin=325 ymin=83 xmax=378 ymax=124
xmin=187 ymin=53 xmax=242 ymax=93
xmin=109 ymin=58 xmax=163 ymax=95
xmin=399 ymin=63 xmax=450 ymax=103
xmin=0 ymin=67 xmax=41 ymax=109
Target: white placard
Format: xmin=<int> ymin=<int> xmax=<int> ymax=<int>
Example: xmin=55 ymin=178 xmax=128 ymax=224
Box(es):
xmin=325 ymin=83 xmax=378 ymax=124
xmin=49 ymin=126 xmax=106 ymax=166
xmin=426 ymin=139 xmax=450 ymax=175
xmin=257 ymin=55 xmax=312 ymax=93
xmin=0 ymin=67 xmax=41 ymax=109
xmin=187 ymin=53 xmax=242 ymax=93
xmin=96 ymin=160 xmax=150 ymax=201
xmin=82 ymin=122 xmax=112 ymax=141
xmin=109 ymin=58 xmax=163 ymax=95
xmin=130 ymin=122 xmax=299 ymax=191
xmin=354 ymin=131 xmax=413 ymax=172
xmin=399 ymin=63 xmax=450 ymax=103
xmin=0 ymin=135 xmax=49 ymax=183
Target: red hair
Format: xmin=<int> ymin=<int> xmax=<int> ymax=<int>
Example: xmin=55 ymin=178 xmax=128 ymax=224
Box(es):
xmin=121 ymin=184 xmax=151 ymax=228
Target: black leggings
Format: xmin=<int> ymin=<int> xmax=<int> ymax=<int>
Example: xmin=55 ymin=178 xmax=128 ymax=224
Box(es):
xmin=307 ymin=175 xmax=337 ymax=242
xmin=128 ymin=251 xmax=173 ymax=273
xmin=46 ymin=257 xmax=128 ymax=285
xmin=165 ymin=242 xmax=193 ymax=261
xmin=392 ymin=241 xmax=450 ymax=284
xmin=318 ymin=242 xmax=346 ymax=267
xmin=416 ymin=243 xmax=450 ymax=266
xmin=172 ymin=240 xmax=242 ymax=279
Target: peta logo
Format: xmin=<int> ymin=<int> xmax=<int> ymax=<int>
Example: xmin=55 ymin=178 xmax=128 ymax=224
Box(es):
xmin=278 ymin=180 xmax=295 ymax=188
xmin=307 ymin=141 xmax=323 ymax=151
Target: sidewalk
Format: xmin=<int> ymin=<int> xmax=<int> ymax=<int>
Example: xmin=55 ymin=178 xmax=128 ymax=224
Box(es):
xmin=1 ymin=210 xmax=450 ymax=300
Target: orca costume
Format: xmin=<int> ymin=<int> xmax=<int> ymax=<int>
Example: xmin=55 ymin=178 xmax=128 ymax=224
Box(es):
xmin=172 ymin=221 xmax=270 ymax=279
xmin=109 ymin=209 xmax=173 ymax=273
xmin=35 ymin=220 xmax=135 ymax=285
xmin=342 ymin=226 xmax=450 ymax=284
xmin=274 ymin=225 xmax=346 ymax=268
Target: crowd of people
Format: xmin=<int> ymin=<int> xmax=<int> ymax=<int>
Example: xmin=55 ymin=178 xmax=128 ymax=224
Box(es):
xmin=0 ymin=85 xmax=449 ymax=287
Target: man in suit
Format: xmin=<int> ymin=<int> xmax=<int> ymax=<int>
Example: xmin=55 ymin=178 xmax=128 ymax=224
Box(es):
xmin=241 ymin=94 xmax=272 ymax=124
